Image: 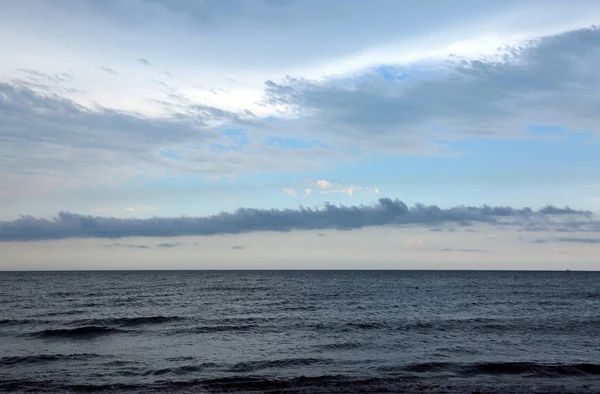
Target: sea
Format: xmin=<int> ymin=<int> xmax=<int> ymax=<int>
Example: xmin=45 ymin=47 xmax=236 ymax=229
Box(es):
xmin=1 ymin=270 xmax=599 ymax=393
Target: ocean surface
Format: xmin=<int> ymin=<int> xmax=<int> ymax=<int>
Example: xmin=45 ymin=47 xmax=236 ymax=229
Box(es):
xmin=1 ymin=270 xmax=600 ymax=393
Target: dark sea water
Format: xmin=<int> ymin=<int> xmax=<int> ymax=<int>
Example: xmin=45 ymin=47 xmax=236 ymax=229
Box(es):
xmin=1 ymin=271 xmax=600 ymax=393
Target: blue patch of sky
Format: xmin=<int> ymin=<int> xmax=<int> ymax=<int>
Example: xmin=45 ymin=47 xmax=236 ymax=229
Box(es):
xmin=218 ymin=127 xmax=249 ymax=148
xmin=209 ymin=142 xmax=231 ymax=154
xmin=75 ymin=125 xmax=600 ymax=215
xmin=371 ymin=63 xmax=445 ymax=82
xmin=264 ymin=137 xmax=332 ymax=150
xmin=159 ymin=149 xmax=181 ymax=160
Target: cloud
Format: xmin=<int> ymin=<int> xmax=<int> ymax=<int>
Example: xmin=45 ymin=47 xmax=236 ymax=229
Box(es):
xmin=0 ymin=198 xmax=596 ymax=241
xmin=406 ymin=238 xmax=424 ymax=248
xmin=0 ymin=80 xmax=349 ymax=199
xmin=262 ymin=27 xmax=600 ymax=153
xmin=283 ymin=188 xmax=298 ymax=196
xmin=304 ymin=188 xmax=313 ymax=196
xmin=313 ymin=179 xmax=379 ymax=196
xmin=157 ymin=242 xmax=182 ymax=248
xmin=125 ymin=207 xmax=157 ymax=213
xmin=104 ymin=242 xmax=149 ymax=249
xmin=438 ymin=248 xmax=486 ymax=253
xmin=137 ymin=58 xmax=151 ymax=66
xmin=316 ymin=180 xmax=331 ymax=189
xmin=96 ymin=66 xmax=118 ymax=75
xmin=536 ymin=237 xmax=600 ymax=244
xmin=231 ymin=245 xmax=244 ymax=250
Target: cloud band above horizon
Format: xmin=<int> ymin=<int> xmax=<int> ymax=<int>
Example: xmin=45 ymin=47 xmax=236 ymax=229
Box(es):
xmin=0 ymin=198 xmax=595 ymax=241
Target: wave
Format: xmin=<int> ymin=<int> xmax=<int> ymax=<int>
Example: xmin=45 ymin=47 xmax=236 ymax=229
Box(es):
xmin=143 ymin=363 xmax=218 ymax=376
xmin=459 ymin=362 xmax=600 ymax=377
xmin=181 ymin=324 xmax=259 ymax=334
xmin=40 ymin=310 xmax=87 ymax=317
xmin=31 ymin=326 xmax=121 ymax=339
xmin=0 ymin=318 xmax=35 ymax=326
xmin=378 ymin=362 xmax=600 ymax=378
xmin=0 ymin=354 xmax=103 ymax=366
xmin=302 ymin=318 xmax=600 ymax=336
xmin=315 ymin=341 xmax=364 ymax=351
xmin=70 ymin=315 xmax=183 ymax=328
xmin=3 ymin=373 xmax=598 ymax=393
xmin=228 ymin=358 xmax=325 ymax=373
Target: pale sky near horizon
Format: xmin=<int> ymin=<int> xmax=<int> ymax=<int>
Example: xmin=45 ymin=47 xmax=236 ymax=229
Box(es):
xmin=1 ymin=0 xmax=599 ymax=269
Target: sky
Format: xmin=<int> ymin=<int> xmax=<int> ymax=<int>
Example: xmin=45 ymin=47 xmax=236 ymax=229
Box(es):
xmin=1 ymin=0 xmax=600 ymax=269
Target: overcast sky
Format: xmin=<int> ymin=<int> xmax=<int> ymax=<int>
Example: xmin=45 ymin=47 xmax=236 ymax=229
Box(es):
xmin=1 ymin=0 xmax=599 ymax=269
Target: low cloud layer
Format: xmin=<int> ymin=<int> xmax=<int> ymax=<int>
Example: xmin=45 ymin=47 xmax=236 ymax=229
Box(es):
xmin=0 ymin=199 xmax=596 ymax=241
xmin=535 ymin=237 xmax=600 ymax=244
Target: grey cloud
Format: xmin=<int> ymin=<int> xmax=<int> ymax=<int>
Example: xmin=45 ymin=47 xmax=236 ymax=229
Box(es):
xmin=439 ymin=248 xmax=486 ymax=253
xmin=0 ymin=198 xmax=595 ymax=241
xmin=0 ymin=81 xmax=337 ymax=198
xmin=0 ymin=81 xmax=222 ymax=195
xmin=97 ymin=66 xmax=118 ymax=75
xmin=130 ymin=0 xmax=598 ymax=71
xmin=137 ymin=58 xmax=151 ymax=66
xmin=262 ymin=27 xmax=600 ymax=152
xmin=231 ymin=245 xmax=244 ymax=250
xmin=157 ymin=242 xmax=182 ymax=248
xmin=18 ymin=69 xmax=73 ymax=84
xmin=104 ymin=242 xmax=150 ymax=249
xmin=536 ymin=237 xmax=600 ymax=244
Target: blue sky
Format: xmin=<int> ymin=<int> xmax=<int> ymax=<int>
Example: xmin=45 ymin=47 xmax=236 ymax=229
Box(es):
xmin=1 ymin=0 xmax=599 ymax=269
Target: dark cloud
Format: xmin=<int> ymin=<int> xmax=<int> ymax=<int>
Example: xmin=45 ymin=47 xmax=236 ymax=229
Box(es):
xmin=231 ymin=245 xmax=244 ymax=250
xmin=157 ymin=242 xmax=182 ymax=248
xmin=137 ymin=58 xmax=151 ymax=66
xmin=104 ymin=242 xmax=150 ymax=249
xmin=536 ymin=237 xmax=600 ymax=244
xmin=263 ymin=27 xmax=600 ymax=152
xmin=97 ymin=66 xmax=118 ymax=75
xmin=0 ymin=199 xmax=595 ymax=241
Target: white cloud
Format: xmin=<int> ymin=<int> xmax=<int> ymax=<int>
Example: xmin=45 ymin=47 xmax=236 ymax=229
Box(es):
xmin=304 ymin=188 xmax=313 ymax=196
xmin=125 ymin=206 xmax=157 ymax=213
xmin=406 ymin=238 xmax=424 ymax=248
xmin=316 ymin=180 xmax=331 ymax=189
xmin=283 ymin=188 xmax=298 ymax=196
xmin=312 ymin=180 xmax=380 ymax=196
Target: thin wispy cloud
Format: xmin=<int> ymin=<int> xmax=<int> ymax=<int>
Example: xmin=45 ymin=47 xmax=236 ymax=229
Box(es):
xmin=157 ymin=242 xmax=183 ymax=248
xmin=96 ymin=66 xmax=118 ymax=75
xmin=535 ymin=237 xmax=600 ymax=244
